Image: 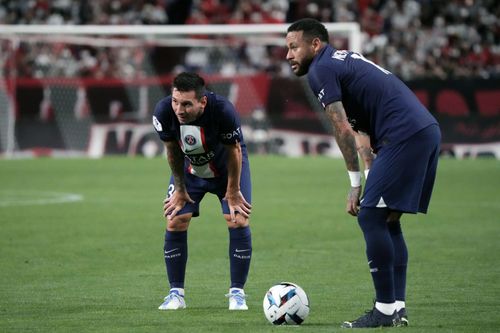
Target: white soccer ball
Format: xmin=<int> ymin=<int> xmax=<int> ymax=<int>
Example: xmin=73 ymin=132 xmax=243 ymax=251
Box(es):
xmin=262 ymin=282 xmax=310 ymax=325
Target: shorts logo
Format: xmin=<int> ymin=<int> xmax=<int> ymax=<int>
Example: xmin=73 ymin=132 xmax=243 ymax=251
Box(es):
xmin=184 ymin=135 xmax=197 ymax=146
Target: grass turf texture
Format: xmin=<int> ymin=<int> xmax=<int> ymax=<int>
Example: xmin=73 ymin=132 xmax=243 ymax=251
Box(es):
xmin=0 ymin=156 xmax=499 ymax=332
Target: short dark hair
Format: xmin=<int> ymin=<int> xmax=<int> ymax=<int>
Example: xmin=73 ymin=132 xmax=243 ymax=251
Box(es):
xmin=287 ymin=18 xmax=329 ymax=43
xmin=172 ymin=72 xmax=206 ymax=99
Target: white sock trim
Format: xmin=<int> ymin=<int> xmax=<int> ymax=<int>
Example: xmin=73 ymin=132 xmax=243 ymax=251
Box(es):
xmin=170 ymin=288 xmax=185 ymax=296
xmin=375 ymin=302 xmax=396 ymax=316
xmin=395 ymin=300 xmax=405 ymax=311
xmin=229 ymin=287 xmax=244 ymax=294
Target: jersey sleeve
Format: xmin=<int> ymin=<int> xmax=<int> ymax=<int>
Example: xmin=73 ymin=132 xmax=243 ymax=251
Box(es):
xmin=217 ymin=99 xmax=243 ymax=145
xmin=308 ymin=63 xmax=344 ymax=109
xmin=152 ymin=97 xmax=176 ymax=142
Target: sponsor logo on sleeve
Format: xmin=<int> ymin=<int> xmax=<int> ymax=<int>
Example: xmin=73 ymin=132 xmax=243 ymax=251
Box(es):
xmin=221 ymin=127 xmax=241 ymax=140
xmin=317 ymin=88 xmax=326 ymax=108
xmin=153 ymin=116 xmax=163 ymax=131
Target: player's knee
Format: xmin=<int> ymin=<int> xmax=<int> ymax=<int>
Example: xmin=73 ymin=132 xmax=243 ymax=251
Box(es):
xmin=166 ymin=214 xmax=191 ymax=231
xmin=225 ymin=214 xmax=249 ymax=228
xmin=386 ymin=211 xmax=403 ymax=223
xmin=358 ymin=207 xmax=389 ymax=233
xmin=387 ymin=220 xmax=402 ymax=235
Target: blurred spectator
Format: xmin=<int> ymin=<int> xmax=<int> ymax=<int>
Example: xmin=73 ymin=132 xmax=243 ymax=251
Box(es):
xmin=0 ymin=0 xmax=498 ymax=80
xmin=167 ymin=0 xmax=193 ymax=24
xmin=245 ymin=107 xmax=271 ymax=154
xmin=361 ymin=0 xmax=499 ymax=80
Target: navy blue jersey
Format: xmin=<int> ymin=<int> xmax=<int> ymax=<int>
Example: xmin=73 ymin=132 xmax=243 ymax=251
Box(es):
xmin=307 ymin=45 xmax=437 ymax=151
xmin=153 ymin=92 xmax=248 ymax=178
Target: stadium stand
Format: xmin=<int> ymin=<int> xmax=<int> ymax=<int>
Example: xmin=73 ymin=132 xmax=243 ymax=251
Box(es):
xmin=1 ymin=0 xmax=498 ymax=80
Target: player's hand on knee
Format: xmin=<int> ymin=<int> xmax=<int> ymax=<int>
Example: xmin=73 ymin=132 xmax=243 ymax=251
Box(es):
xmin=164 ymin=191 xmax=194 ymax=219
xmin=346 ymin=186 xmax=362 ymax=216
xmin=224 ymin=191 xmax=252 ymax=222
xmin=229 ymin=199 xmax=252 ymax=222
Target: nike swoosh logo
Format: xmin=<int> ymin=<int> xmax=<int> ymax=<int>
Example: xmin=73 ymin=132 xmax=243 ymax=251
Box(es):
xmin=164 ymin=248 xmax=179 ymax=254
xmin=184 ymin=148 xmax=198 ymax=153
xmin=235 ymin=249 xmax=251 ymax=253
xmin=368 ymin=260 xmax=373 ymax=265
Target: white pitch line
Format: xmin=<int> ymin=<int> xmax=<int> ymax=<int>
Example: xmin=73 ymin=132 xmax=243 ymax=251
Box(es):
xmin=0 ymin=190 xmax=84 ymax=207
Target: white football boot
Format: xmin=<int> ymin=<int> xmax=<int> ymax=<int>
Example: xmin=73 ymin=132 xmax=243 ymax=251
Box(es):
xmin=158 ymin=288 xmax=186 ymax=310
xmin=226 ymin=288 xmax=248 ymax=310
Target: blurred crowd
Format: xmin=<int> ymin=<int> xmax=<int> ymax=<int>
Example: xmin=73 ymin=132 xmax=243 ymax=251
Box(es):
xmin=0 ymin=0 xmax=499 ymax=80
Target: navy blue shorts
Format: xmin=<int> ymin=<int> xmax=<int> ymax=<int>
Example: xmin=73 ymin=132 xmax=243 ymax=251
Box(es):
xmin=166 ymin=158 xmax=252 ymax=217
xmin=361 ymin=124 xmax=440 ymax=214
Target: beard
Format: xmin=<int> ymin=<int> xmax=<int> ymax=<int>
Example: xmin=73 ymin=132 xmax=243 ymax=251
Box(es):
xmin=292 ymin=55 xmax=314 ymax=77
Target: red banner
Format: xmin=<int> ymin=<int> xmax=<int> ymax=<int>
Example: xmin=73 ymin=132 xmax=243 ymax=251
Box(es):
xmin=1 ymin=76 xmax=499 ymax=158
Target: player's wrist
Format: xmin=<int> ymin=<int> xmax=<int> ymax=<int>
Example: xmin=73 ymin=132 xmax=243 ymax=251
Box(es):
xmin=225 ymin=188 xmax=241 ymax=198
xmin=348 ymin=171 xmax=361 ymax=187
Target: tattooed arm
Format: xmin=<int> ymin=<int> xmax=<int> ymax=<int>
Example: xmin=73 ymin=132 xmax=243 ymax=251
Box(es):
xmin=325 ymin=101 xmax=362 ymax=216
xmin=355 ymin=131 xmax=374 ymax=174
xmin=163 ymin=140 xmax=194 ymax=219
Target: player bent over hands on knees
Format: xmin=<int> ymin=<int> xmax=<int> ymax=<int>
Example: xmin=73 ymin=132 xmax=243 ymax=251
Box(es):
xmin=286 ymin=18 xmax=440 ymax=328
xmin=152 ymin=72 xmax=253 ymax=311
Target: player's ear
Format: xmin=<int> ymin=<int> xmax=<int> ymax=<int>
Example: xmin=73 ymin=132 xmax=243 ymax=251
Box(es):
xmin=311 ymin=37 xmax=322 ymax=52
xmin=200 ymin=95 xmax=208 ymax=108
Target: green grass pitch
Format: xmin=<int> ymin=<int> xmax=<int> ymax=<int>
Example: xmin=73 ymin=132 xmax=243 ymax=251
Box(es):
xmin=0 ymin=156 xmax=499 ymax=332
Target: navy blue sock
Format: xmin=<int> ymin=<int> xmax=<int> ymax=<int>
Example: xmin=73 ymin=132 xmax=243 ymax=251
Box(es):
xmin=228 ymin=226 xmax=252 ymax=289
xmin=357 ymin=208 xmax=395 ymax=303
xmin=388 ymin=221 xmax=408 ymax=302
xmin=164 ymin=230 xmax=188 ymax=289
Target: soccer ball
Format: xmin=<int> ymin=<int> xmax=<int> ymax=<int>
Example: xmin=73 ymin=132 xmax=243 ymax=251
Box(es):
xmin=262 ymin=282 xmax=310 ymax=325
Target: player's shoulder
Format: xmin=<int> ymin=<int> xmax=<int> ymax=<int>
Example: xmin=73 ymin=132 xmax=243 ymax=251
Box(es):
xmin=311 ymin=46 xmax=347 ymax=72
xmin=207 ymin=92 xmax=236 ymax=114
xmin=308 ymin=48 xmax=342 ymax=91
xmin=207 ymin=91 xmax=228 ymax=105
xmin=154 ymin=95 xmax=173 ymax=116
xmin=152 ymin=96 xmax=174 ymax=132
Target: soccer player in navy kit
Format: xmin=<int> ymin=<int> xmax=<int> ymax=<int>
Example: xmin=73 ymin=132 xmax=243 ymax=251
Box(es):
xmin=152 ymin=72 xmax=252 ymax=311
xmin=286 ymin=19 xmax=440 ymax=328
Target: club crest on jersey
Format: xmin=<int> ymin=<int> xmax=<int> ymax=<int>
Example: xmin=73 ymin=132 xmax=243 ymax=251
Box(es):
xmin=184 ymin=134 xmax=197 ymax=146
